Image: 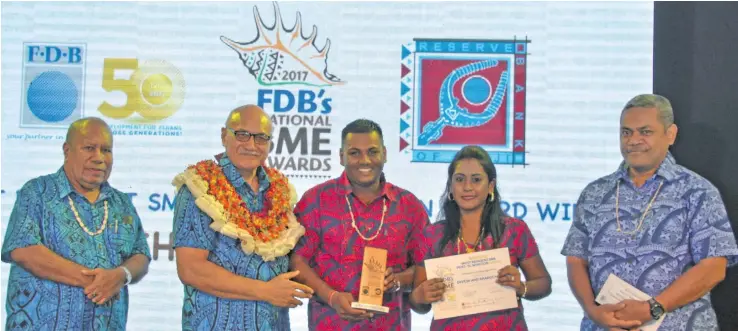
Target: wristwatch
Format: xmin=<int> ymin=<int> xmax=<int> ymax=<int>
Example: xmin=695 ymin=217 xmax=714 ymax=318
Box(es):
xmin=648 ymin=298 xmax=665 ymax=320
xmin=121 ymin=266 xmax=132 ymax=286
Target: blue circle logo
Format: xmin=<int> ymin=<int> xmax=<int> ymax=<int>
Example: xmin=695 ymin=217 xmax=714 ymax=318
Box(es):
xmin=462 ymin=75 xmax=492 ymax=105
xmin=27 ymin=71 xmax=78 ymax=122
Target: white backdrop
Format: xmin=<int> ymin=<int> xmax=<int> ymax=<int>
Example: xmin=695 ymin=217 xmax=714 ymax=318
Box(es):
xmin=1 ymin=1 xmax=654 ymax=330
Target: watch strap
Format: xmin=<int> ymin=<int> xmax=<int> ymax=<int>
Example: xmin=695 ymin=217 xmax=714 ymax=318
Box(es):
xmin=648 ymin=298 xmax=665 ymax=319
xmin=121 ymin=266 xmax=132 ymax=286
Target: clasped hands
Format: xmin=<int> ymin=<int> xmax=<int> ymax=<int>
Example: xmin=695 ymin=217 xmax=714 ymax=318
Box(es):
xmin=588 ymin=299 xmax=653 ymax=331
xmin=81 ymin=267 xmax=127 ymax=305
xmin=412 ymin=265 xmax=525 ymax=305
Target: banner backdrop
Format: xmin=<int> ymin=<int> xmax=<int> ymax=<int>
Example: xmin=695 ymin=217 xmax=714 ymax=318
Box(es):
xmin=0 ymin=2 xmax=654 ymax=330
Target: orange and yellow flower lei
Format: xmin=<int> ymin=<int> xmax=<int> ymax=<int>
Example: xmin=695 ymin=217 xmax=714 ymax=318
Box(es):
xmin=172 ymin=159 xmax=304 ymax=261
xmin=194 ymin=160 xmax=289 ymax=242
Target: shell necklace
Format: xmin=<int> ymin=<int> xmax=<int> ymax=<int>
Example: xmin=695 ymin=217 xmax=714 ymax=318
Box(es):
xmin=615 ymin=180 xmax=663 ymax=236
xmin=345 ymin=195 xmax=387 ymax=242
xmin=68 ymin=196 xmax=108 ymax=236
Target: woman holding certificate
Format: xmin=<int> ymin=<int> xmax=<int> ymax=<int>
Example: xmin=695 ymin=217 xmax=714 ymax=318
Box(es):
xmin=409 ymin=145 xmax=552 ymax=330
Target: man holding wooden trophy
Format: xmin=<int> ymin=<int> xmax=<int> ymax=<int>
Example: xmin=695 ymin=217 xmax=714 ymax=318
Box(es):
xmin=290 ymin=120 xmax=430 ymax=330
xmin=352 ymin=246 xmax=391 ymax=314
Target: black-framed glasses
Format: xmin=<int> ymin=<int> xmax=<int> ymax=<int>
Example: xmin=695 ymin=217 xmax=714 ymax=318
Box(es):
xmin=226 ymin=128 xmax=271 ymax=145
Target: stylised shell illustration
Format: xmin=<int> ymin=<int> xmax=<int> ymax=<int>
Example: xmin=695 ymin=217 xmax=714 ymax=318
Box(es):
xmin=419 ymin=60 xmax=508 ymax=145
xmin=221 ymin=2 xmax=344 ymax=87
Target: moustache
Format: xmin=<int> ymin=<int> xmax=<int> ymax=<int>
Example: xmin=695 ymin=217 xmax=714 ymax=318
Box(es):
xmin=237 ymin=149 xmax=261 ymax=156
xmin=626 ymin=149 xmax=648 ymax=153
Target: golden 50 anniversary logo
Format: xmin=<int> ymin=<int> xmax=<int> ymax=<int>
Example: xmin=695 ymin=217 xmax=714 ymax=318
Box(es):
xmin=98 ymin=58 xmax=186 ymax=137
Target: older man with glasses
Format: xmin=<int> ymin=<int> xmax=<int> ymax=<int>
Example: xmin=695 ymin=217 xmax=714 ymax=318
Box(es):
xmin=171 ymin=104 xmax=312 ymax=331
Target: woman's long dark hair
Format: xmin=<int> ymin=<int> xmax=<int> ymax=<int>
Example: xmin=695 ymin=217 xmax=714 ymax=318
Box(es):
xmin=438 ymin=145 xmax=508 ymax=251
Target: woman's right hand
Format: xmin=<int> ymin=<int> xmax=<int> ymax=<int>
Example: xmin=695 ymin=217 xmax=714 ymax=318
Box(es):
xmin=411 ymin=278 xmax=446 ymax=305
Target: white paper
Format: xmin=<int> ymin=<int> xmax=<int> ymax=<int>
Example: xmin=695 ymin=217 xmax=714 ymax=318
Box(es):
xmin=424 ymin=247 xmax=518 ymax=320
xmin=595 ymin=274 xmax=666 ymax=331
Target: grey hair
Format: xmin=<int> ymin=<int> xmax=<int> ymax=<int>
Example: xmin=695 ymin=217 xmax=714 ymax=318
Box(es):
xmin=621 ymin=94 xmax=674 ymax=128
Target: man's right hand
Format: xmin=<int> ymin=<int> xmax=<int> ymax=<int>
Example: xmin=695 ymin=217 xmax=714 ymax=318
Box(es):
xmin=412 ymin=278 xmax=446 ymax=305
xmin=587 ymin=303 xmax=642 ymax=330
xmin=330 ymin=292 xmax=373 ymax=322
xmin=262 ymin=270 xmax=314 ymax=308
xmin=81 ymin=273 xmax=95 ymax=288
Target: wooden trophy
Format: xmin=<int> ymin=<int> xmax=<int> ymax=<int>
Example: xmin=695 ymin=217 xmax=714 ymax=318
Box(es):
xmin=351 ymin=246 xmax=390 ymax=313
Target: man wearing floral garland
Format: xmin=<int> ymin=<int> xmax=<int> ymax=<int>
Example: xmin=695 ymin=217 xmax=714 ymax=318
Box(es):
xmin=290 ymin=119 xmax=431 ymax=330
xmin=172 ymin=105 xmax=313 ymax=330
xmin=2 ymin=117 xmax=151 ymax=330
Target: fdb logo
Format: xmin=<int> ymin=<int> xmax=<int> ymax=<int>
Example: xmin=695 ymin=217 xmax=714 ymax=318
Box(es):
xmin=399 ymin=38 xmax=529 ymax=165
xmin=20 ymin=43 xmax=86 ymax=128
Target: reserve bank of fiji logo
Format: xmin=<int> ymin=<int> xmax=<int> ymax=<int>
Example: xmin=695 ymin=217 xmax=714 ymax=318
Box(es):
xmin=399 ymin=38 xmax=529 ymax=165
xmin=221 ymin=2 xmax=342 ymax=180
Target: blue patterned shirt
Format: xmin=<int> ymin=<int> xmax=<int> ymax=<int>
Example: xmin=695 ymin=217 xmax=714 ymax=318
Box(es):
xmin=561 ymin=153 xmax=738 ymax=331
xmin=172 ymin=155 xmax=290 ymax=331
xmin=1 ymin=167 xmax=152 ymax=331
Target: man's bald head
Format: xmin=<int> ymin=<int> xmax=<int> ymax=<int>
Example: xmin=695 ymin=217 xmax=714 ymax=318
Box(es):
xmin=224 ymin=104 xmax=273 ymax=134
xmin=62 ymin=117 xmax=114 ymax=194
xmin=221 ymin=104 xmax=274 ymax=176
xmin=65 ymin=117 xmax=113 ymax=145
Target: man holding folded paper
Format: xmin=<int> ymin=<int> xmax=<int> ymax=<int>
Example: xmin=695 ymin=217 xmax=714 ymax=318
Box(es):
xmin=561 ymin=94 xmax=738 ymax=331
xmin=409 ymin=145 xmax=552 ymax=330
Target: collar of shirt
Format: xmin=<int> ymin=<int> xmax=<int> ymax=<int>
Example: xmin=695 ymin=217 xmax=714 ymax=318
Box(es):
xmin=217 ymin=154 xmax=270 ymax=194
xmin=615 ymin=151 xmax=683 ymax=185
xmin=335 ymin=170 xmax=398 ymax=202
xmin=54 ymin=167 xmax=113 ymax=202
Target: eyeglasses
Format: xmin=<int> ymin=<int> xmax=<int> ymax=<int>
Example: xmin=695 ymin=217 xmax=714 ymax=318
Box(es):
xmin=226 ymin=128 xmax=271 ymax=145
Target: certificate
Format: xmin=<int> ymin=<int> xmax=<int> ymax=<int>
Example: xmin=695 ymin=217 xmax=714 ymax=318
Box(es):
xmin=424 ymin=247 xmax=518 ymax=320
xmin=595 ymin=274 xmax=666 ymax=331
